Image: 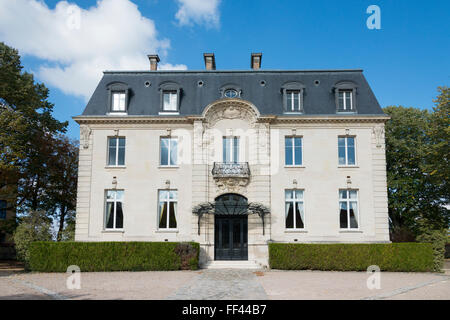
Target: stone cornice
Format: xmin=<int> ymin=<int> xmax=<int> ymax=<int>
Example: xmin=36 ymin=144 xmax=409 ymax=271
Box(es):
xmin=73 ymin=114 xmax=390 ymax=125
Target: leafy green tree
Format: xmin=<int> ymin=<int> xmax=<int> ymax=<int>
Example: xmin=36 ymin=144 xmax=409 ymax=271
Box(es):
xmin=0 ymin=42 xmax=67 ymax=213
xmin=384 ymin=89 xmax=449 ymax=239
xmin=13 ymin=210 xmax=53 ymax=268
xmin=44 ymin=135 xmax=78 ymax=241
xmin=427 ymin=86 xmax=449 ymax=202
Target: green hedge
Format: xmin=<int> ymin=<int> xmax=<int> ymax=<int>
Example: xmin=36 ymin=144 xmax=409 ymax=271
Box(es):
xmin=269 ymin=243 xmax=435 ymax=272
xmin=29 ymin=241 xmax=199 ymax=272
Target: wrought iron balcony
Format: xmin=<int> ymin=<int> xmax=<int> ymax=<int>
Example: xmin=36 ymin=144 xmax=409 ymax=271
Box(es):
xmin=212 ymin=162 xmax=250 ymax=178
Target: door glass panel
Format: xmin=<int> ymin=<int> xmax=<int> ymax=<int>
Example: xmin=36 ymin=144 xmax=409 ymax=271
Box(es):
xmin=222 ymin=220 xmax=230 ymax=249
xmin=233 ymin=220 xmax=241 ymax=249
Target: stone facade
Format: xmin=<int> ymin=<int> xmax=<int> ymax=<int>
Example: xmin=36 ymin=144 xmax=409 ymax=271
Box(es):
xmin=74 ymin=98 xmax=389 ymax=268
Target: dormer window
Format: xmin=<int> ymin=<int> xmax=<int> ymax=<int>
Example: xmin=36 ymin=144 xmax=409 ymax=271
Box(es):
xmin=338 ymin=90 xmax=353 ymax=111
xmin=159 ymin=82 xmax=181 ymax=114
xmin=163 ymin=91 xmax=178 ymax=111
xmin=220 ymin=84 xmax=242 ymax=99
xmin=286 ymin=90 xmax=301 ymax=112
xmin=107 ymin=82 xmax=129 ymax=114
xmin=334 ymin=81 xmax=357 ymax=113
xmin=282 ymin=82 xmax=305 ymax=113
xmin=112 ymin=91 xmax=126 ymax=112
xmin=224 ymin=89 xmax=238 ymax=98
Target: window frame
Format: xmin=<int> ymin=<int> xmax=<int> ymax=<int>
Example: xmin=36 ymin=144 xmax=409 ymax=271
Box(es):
xmin=162 ymin=90 xmax=179 ymax=112
xmin=159 ymin=136 xmax=178 ymax=167
xmin=285 ymin=189 xmax=306 ymax=230
xmin=222 ymin=136 xmax=240 ymax=163
xmin=282 ymin=82 xmax=305 ymax=114
xmin=339 ymin=189 xmax=360 ymax=230
xmin=338 ymin=136 xmax=357 ymax=166
xmin=334 ymin=81 xmax=358 ymax=113
xmin=159 ymin=82 xmax=181 ymax=114
xmin=104 ymin=190 xmax=124 ymax=231
xmin=107 ymin=136 xmax=126 ymax=167
xmin=284 ymin=136 xmax=303 ymax=167
xmin=157 ymin=189 xmax=178 ymax=230
xmin=338 ymin=90 xmax=353 ymax=111
xmin=107 ymin=82 xmax=129 ymax=114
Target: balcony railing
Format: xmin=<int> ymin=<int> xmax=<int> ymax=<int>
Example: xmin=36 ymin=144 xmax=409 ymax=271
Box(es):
xmin=212 ymin=162 xmax=250 ymax=178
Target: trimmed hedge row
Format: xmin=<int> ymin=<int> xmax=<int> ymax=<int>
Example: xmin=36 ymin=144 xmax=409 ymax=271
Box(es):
xmin=29 ymin=241 xmax=199 ymax=272
xmin=269 ymin=243 xmax=435 ymax=272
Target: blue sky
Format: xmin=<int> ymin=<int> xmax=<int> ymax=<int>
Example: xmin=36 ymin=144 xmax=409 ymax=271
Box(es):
xmin=0 ymin=0 xmax=449 ymax=139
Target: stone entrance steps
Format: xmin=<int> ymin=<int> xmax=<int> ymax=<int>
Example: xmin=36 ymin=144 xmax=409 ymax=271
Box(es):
xmin=203 ymin=260 xmax=263 ymax=269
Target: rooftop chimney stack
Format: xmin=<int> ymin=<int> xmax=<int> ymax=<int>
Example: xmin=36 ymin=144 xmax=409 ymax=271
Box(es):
xmin=148 ymin=54 xmax=160 ymax=71
xmin=203 ymin=53 xmax=216 ymax=70
xmin=251 ymin=53 xmax=262 ymax=70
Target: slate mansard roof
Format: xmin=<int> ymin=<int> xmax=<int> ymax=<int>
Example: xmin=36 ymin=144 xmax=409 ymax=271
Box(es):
xmin=81 ymin=69 xmax=384 ymax=116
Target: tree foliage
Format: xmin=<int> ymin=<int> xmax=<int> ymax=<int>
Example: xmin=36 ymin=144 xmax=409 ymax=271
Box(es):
xmin=13 ymin=210 xmax=53 ymax=268
xmin=384 ymin=87 xmax=449 ymax=238
xmin=1 ymin=42 xmax=77 ymax=241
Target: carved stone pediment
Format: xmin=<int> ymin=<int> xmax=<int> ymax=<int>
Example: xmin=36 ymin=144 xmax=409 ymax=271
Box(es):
xmin=214 ymin=177 xmax=249 ymax=195
xmin=203 ymin=99 xmax=259 ymax=128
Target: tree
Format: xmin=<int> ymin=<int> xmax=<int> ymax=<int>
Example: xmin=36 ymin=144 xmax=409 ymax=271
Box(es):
xmin=427 ymin=86 xmax=449 ymax=202
xmin=13 ymin=210 xmax=53 ymax=268
xmin=44 ymin=135 xmax=78 ymax=241
xmin=384 ymin=90 xmax=449 ymax=239
xmin=0 ymin=42 xmax=67 ymax=215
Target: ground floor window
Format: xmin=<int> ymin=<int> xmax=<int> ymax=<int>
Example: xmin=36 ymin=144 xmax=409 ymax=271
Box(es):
xmin=105 ymin=190 xmax=124 ymax=229
xmin=339 ymin=189 xmax=359 ymax=229
xmin=285 ymin=190 xmax=305 ymax=229
xmin=158 ymin=190 xmax=177 ymax=229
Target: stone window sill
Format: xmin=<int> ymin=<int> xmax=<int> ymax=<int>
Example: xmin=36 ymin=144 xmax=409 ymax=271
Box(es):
xmin=339 ymin=230 xmax=363 ymax=233
xmin=102 ymin=230 xmax=124 ymax=233
xmin=338 ymin=165 xmax=359 ymax=168
xmin=155 ymin=229 xmax=179 ymax=233
xmin=284 ymin=166 xmax=305 ymax=169
xmin=158 ymin=166 xmax=179 ymax=169
xmin=105 ymin=166 xmax=126 ymax=169
xmin=284 ymin=229 xmax=308 ymax=233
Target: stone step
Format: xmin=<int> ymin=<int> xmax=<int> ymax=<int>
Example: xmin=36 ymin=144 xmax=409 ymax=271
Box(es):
xmin=202 ymin=260 xmax=263 ymax=269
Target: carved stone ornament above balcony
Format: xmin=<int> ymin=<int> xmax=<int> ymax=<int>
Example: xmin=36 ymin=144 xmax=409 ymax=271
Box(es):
xmin=212 ymin=162 xmax=250 ymax=194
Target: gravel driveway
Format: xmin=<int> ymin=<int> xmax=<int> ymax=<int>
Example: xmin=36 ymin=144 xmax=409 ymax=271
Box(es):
xmin=0 ymin=267 xmax=448 ymax=300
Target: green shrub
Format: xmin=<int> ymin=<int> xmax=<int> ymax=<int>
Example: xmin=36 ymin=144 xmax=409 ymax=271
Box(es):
xmin=416 ymin=229 xmax=447 ymax=272
xmin=269 ymin=243 xmax=435 ymax=272
xmin=29 ymin=241 xmax=200 ymax=272
xmin=13 ymin=211 xmax=53 ymax=269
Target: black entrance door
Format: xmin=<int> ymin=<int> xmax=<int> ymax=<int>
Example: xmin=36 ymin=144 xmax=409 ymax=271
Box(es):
xmin=214 ymin=215 xmax=248 ymax=260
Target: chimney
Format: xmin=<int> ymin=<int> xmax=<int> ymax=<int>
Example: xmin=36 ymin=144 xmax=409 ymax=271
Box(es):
xmin=251 ymin=53 xmax=262 ymax=70
xmin=148 ymin=54 xmax=160 ymax=71
xmin=203 ymin=53 xmax=216 ymax=70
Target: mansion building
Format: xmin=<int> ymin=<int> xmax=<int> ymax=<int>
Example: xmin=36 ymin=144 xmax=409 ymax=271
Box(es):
xmin=74 ymin=53 xmax=390 ymax=267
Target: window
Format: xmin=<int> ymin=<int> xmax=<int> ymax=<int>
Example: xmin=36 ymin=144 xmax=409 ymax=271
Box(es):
xmin=286 ymin=90 xmax=301 ymax=112
xmin=224 ymin=89 xmax=238 ymax=98
xmin=111 ymin=91 xmax=126 ymax=112
xmin=338 ymin=136 xmax=356 ymax=166
xmin=0 ymin=200 xmax=6 ymax=220
xmin=160 ymin=137 xmax=178 ymax=166
xmin=105 ymin=190 xmax=124 ymax=230
xmin=285 ymin=136 xmax=302 ymax=166
xmin=285 ymin=190 xmax=305 ymax=229
xmin=338 ymin=90 xmax=353 ymax=111
xmin=282 ymin=82 xmax=304 ymax=113
xmin=158 ymin=190 xmax=177 ymax=229
xmin=223 ymin=137 xmax=239 ymax=163
xmin=108 ymin=137 xmax=125 ymax=166
xmin=163 ymin=91 xmax=178 ymax=111
xmin=339 ymin=189 xmax=359 ymax=229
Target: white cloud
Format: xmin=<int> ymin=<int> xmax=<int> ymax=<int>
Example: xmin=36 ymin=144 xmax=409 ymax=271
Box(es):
xmin=0 ymin=0 xmax=187 ymax=100
xmin=175 ymin=0 xmax=220 ymax=28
